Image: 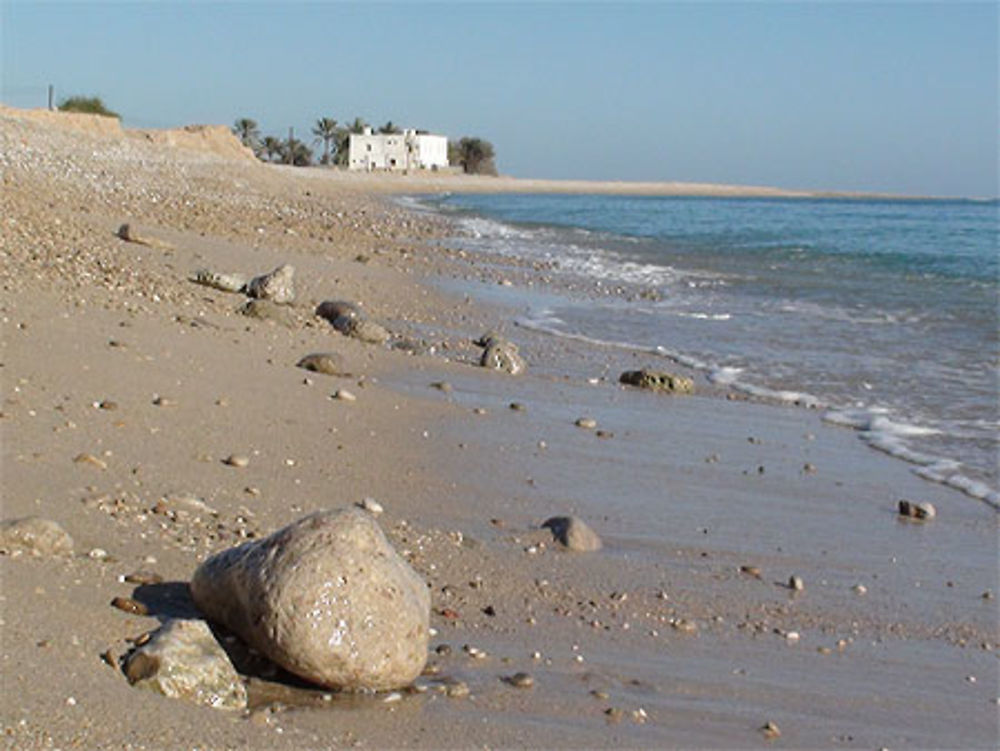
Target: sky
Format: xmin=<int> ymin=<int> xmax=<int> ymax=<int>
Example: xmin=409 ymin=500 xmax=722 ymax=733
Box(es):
xmin=1 ymin=1 xmax=996 ymax=197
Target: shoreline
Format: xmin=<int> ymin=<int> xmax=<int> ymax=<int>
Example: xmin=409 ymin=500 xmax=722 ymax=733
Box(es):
xmin=2 ymin=108 xmax=997 ymax=749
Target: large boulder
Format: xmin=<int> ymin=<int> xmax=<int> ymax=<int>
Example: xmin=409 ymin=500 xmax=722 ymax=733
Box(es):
xmin=0 ymin=517 xmax=74 ymax=557
xmin=244 ymin=264 xmax=295 ymax=304
xmin=620 ymin=369 xmax=694 ymax=394
xmin=124 ymin=618 xmax=246 ymax=710
xmin=190 ymin=509 xmax=429 ymax=692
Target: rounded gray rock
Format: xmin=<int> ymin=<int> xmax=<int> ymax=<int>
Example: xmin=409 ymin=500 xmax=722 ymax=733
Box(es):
xmin=541 ymin=515 xmax=602 ymax=552
xmin=190 ymin=509 xmax=429 ymax=692
xmin=297 ymin=352 xmax=347 ymax=376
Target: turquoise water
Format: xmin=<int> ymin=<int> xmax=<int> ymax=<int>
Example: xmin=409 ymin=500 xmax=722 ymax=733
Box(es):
xmin=421 ymin=194 xmax=999 ymax=505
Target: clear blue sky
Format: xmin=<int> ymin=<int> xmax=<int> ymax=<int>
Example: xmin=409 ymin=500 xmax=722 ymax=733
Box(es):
xmin=2 ymin=1 xmax=996 ymax=196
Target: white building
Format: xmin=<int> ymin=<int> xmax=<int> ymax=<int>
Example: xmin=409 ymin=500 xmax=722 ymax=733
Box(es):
xmin=348 ymin=128 xmax=448 ymax=172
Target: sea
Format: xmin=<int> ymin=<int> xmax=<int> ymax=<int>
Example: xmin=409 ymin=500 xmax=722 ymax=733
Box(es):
xmin=410 ymin=193 xmax=999 ymax=507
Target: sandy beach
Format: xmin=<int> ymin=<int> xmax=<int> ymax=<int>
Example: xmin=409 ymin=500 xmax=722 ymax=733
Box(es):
xmin=1 ymin=107 xmax=997 ymax=750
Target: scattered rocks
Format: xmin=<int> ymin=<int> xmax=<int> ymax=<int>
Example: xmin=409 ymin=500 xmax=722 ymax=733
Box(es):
xmin=541 ymin=516 xmax=602 ymax=552
xmin=244 ymin=263 xmax=295 ymax=304
xmin=478 ymin=335 xmax=526 ymax=375
xmin=0 ymin=517 xmax=74 ymax=556
xmin=619 ymin=369 xmax=695 ymax=394
xmin=898 ymin=499 xmax=936 ymax=521
xmin=296 ymin=352 xmax=347 ymax=376
xmin=189 ymin=508 xmax=430 ymax=691
xmin=239 ymin=299 xmax=296 ymax=327
xmin=123 ymin=618 xmax=246 ymax=710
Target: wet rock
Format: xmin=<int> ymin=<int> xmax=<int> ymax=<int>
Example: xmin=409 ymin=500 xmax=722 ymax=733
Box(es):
xmin=244 ymin=264 xmax=295 ymax=304
xmin=898 ymin=499 xmax=936 ymax=521
xmin=239 ymin=299 xmax=296 ymax=328
xmin=296 ymin=353 xmax=347 ymax=376
xmin=541 ymin=516 xmax=602 ymax=552
xmin=0 ymin=517 xmax=74 ymax=556
xmin=124 ymin=618 xmax=246 ymax=710
xmin=479 ymin=336 xmax=525 ymax=375
xmin=191 ymin=268 xmax=246 ymax=293
xmin=619 ymin=369 xmax=694 ymax=394
xmin=505 ymin=672 xmax=534 ymax=688
xmin=111 ymin=596 xmax=149 ymax=616
xmin=575 ymin=417 xmax=597 ymax=429
xmin=190 ymin=509 xmax=430 ymax=692
xmin=789 ymin=575 xmax=805 ymax=592
xmin=760 ymin=720 xmax=781 ymax=739
xmin=315 ymin=301 xmax=390 ymax=344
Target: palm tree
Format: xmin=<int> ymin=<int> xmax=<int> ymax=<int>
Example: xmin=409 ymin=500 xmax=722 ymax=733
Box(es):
xmin=260 ymin=135 xmax=283 ymax=163
xmin=311 ymin=117 xmax=338 ymax=165
xmin=332 ymin=117 xmax=369 ymax=166
xmin=281 ymin=136 xmax=313 ymax=167
xmin=232 ymin=118 xmax=260 ymax=149
xmin=378 ymin=120 xmax=401 ymax=134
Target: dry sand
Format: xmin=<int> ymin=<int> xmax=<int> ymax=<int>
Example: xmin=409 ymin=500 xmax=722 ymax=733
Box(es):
xmin=1 ymin=107 xmax=997 ymax=749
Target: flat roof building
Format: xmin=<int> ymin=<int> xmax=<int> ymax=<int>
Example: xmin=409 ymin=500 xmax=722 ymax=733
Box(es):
xmin=348 ymin=128 xmax=448 ymax=172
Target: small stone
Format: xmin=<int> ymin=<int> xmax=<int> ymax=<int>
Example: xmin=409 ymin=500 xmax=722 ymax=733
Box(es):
xmin=605 ymin=707 xmax=625 ymax=724
xmin=506 ymin=672 xmax=534 ymax=689
xmin=296 ymin=353 xmax=347 ymax=377
xmin=445 ymin=680 xmax=469 ymax=698
xmin=853 ymin=584 xmax=868 ymax=595
xmin=803 ymin=462 xmax=817 ymax=473
xmin=124 ymin=619 xmax=246 ymax=710
xmin=479 ymin=335 xmax=526 ymax=375
xmin=789 ymin=575 xmax=805 ymax=591
xmin=73 ymin=453 xmax=107 ymax=470
xmin=0 ymin=517 xmax=74 ymax=556
xmin=123 ymin=571 xmax=163 ymax=586
xmin=898 ymin=499 xmax=936 ymax=521
xmin=357 ymin=497 xmax=383 ymax=516
xmin=761 ymin=720 xmax=781 ymax=739
xmin=590 ymin=689 xmax=610 ymax=700
xmin=541 ymin=516 xmax=602 ymax=552
xmin=430 ymin=381 xmax=453 ymax=393
xmin=619 ymin=369 xmax=694 ymax=394
xmin=98 ymin=400 xmax=118 ymax=411
xmin=509 ymin=402 xmax=525 ymax=412
xmin=111 ymin=596 xmax=149 ymax=616
xmin=223 ymin=455 xmax=250 ymax=468
xmin=88 ymin=548 xmax=109 ymax=560
xmin=740 ymin=565 xmax=762 ymax=579
xmin=434 ymin=644 xmax=452 ymax=656
xmin=595 ymin=429 xmax=614 ymax=439
xmin=575 ymin=417 xmax=597 ymax=430
xmin=333 ymin=389 xmax=357 ymax=402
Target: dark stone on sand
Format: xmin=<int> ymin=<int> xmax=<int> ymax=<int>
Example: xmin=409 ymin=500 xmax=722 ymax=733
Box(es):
xmin=480 ymin=336 xmax=525 ymax=375
xmin=541 ymin=515 xmax=602 ymax=552
xmin=296 ymin=353 xmax=347 ymax=376
xmin=315 ymin=300 xmax=390 ymax=344
xmin=619 ymin=369 xmax=694 ymax=394
xmin=898 ymin=499 xmax=936 ymax=521
xmin=190 ymin=509 xmax=429 ymax=692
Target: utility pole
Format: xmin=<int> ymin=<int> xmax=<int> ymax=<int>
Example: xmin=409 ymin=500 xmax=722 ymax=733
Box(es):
xmin=287 ymin=127 xmax=293 ymax=165
xmin=48 ymin=85 xmax=54 ymax=111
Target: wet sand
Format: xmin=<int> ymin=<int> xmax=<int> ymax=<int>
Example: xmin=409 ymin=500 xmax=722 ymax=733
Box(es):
xmin=1 ymin=107 xmax=997 ymax=749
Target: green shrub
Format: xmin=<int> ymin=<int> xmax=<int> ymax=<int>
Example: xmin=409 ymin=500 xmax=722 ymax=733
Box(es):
xmin=58 ymin=96 xmax=119 ymax=119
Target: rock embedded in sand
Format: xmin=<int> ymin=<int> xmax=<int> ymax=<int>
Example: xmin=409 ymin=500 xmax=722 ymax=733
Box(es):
xmin=239 ymin=299 xmax=296 ymax=327
xmin=243 ymin=263 xmax=295 ymax=304
xmin=541 ymin=515 xmax=602 ymax=552
xmin=0 ymin=517 xmax=74 ymax=556
xmin=116 ymin=223 xmax=172 ymax=249
xmin=898 ymin=499 xmax=936 ymax=521
xmin=479 ymin=335 xmax=526 ymax=375
xmin=575 ymin=417 xmax=597 ymax=430
xmin=189 ymin=508 xmax=430 ymax=692
xmin=619 ymin=369 xmax=695 ymax=394
xmin=123 ymin=618 xmax=246 ymax=710
xmin=191 ymin=268 xmax=247 ymax=293
xmin=296 ymin=352 xmax=347 ymax=376
xmin=315 ymin=300 xmax=391 ymax=344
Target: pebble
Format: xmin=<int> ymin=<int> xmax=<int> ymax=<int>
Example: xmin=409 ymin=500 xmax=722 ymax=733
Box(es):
xmin=111 ymin=596 xmax=149 ymax=615
xmin=444 ymin=680 xmax=469 ymax=698
xmin=88 ymin=547 xmax=109 ymax=560
xmin=509 ymin=402 xmax=525 ymax=412
xmin=761 ymin=720 xmax=781 ymax=739
xmin=123 ymin=570 xmax=163 ymax=585
xmin=97 ymin=400 xmax=118 ymax=410
xmin=595 ymin=429 xmax=614 ymax=439
xmin=898 ymin=499 xmax=936 ymax=521
xmin=357 ymin=497 xmax=383 ymax=516
xmin=575 ymin=417 xmax=597 ymax=429
xmin=74 ymin=453 xmax=107 ymax=470
xmin=223 ymin=454 xmax=250 ymax=468
xmin=506 ymin=672 xmax=534 ymax=689
xmin=853 ymin=584 xmax=868 ymax=595
xmin=789 ymin=575 xmax=805 ymax=591
xmin=740 ymin=565 xmax=762 ymax=579
xmin=333 ymin=389 xmax=357 ymax=402
xmin=430 ymin=381 xmax=453 ymax=393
